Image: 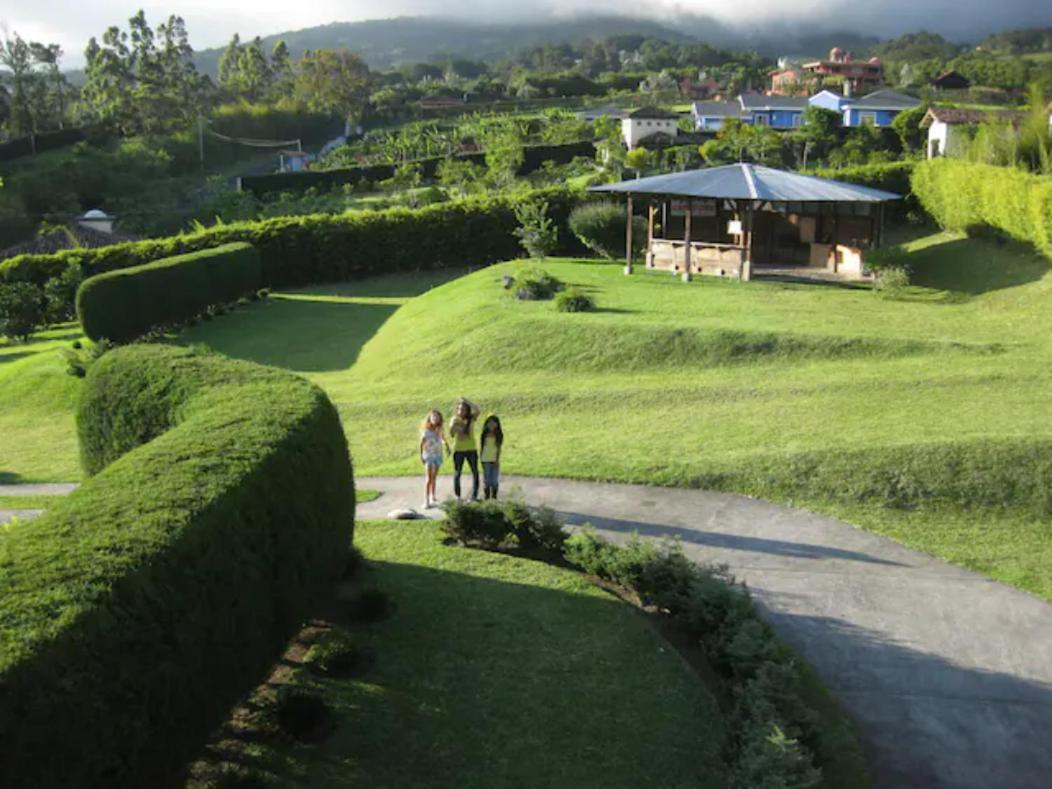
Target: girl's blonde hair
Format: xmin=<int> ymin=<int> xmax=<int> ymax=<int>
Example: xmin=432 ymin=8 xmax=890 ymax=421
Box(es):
xmin=421 ymin=409 xmax=444 ymax=431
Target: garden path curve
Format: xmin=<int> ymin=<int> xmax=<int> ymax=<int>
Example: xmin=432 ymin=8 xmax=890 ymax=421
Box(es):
xmin=357 ymin=474 xmax=1052 ymax=789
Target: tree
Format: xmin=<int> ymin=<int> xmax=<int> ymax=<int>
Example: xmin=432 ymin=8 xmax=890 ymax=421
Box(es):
xmin=0 ymin=30 xmax=41 ymax=135
xmin=296 ymin=49 xmax=372 ymax=133
xmin=0 ymin=281 xmax=44 ymax=342
xmin=792 ymin=106 xmax=841 ymax=167
xmin=437 ymin=157 xmax=482 ymax=198
xmin=28 ymin=42 xmax=70 ymax=129
xmin=624 ymin=147 xmax=652 ymax=177
xmin=1019 ymin=84 xmax=1051 ymax=174
xmin=513 ymin=200 xmax=558 ymax=258
xmin=891 ymin=103 xmax=929 ymax=155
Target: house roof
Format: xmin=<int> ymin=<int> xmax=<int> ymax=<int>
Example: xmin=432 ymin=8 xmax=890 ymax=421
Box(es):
xmin=850 ymin=89 xmax=922 ymax=110
xmin=628 ymin=106 xmax=680 ymax=120
xmin=0 ymin=224 xmax=138 ymax=261
xmin=589 ymin=163 xmax=901 ymax=203
xmin=920 ymin=106 xmax=1027 ymax=127
xmin=691 ymin=100 xmax=742 ymax=118
xmin=739 ymin=94 xmax=809 ymax=111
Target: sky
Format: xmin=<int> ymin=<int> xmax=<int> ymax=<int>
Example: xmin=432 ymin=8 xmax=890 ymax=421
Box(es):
xmin=3 ymin=0 xmax=1051 ymax=66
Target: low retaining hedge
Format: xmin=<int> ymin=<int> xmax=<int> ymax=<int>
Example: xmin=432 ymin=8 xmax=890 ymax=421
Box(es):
xmin=75 ymin=242 xmax=261 ymax=342
xmin=0 ymin=345 xmax=355 ymax=788
xmin=812 ymin=161 xmax=917 ymax=215
xmin=911 ymin=159 xmax=1052 ymax=254
xmin=240 ymin=140 xmax=596 ymax=196
xmin=0 ymin=187 xmax=585 ymax=291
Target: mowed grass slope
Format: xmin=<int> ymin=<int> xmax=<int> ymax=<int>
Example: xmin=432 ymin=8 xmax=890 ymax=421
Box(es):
xmin=204 ymin=520 xmax=727 ymax=788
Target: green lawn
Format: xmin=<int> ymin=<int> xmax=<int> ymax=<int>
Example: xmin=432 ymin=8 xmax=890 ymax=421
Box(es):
xmin=3 ymin=229 xmax=1051 ymax=596
xmin=205 ymin=519 xmax=726 ymax=787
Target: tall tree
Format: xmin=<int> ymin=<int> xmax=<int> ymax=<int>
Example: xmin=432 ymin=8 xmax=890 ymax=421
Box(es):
xmin=0 ymin=30 xmax=39 ymax=135
xmin=295 ymin=49 xmax=371 ymax=132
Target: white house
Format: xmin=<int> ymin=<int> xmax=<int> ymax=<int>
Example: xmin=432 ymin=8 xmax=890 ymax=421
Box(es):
xmin=623 ymin=107 xmax=681 ymax=149
xmin=920 ymin=107 xmax=1027 ymax=159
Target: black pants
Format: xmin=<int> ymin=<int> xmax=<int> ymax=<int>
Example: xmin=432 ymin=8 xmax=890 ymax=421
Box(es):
xmin=453 ymin=450 xmax=479 ymax=499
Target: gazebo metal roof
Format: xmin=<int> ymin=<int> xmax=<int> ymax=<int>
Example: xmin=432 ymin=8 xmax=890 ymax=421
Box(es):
xmin=589 ymin=163 xmax=901 ymax=203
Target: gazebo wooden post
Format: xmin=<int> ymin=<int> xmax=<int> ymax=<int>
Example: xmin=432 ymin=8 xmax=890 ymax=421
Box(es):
xmin=682 ymin=199 xmax=693 ymax=282
xmin=625 ymin=194 xmax=634 ymax=275
xmin=741 ymin=201 xmax=753 ymax=282
xmin=877 ymin=203 xmax=886 ymax=248
xmin=646 ymin=202 xmax=656 ymax=268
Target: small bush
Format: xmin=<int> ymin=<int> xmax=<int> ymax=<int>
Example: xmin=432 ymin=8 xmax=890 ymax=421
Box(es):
xmin=442 ymin=498 xmax=569 ymax=552
xmin=873 ymin=265 xmax=911 ymax=298
xmin=273 ymin=688 xmax=331 ymax=740
xmin=0 ymin=280 xmax=44 ymax=341
xmin=76 ymin=242 xmax=261 ymax=343
xmin=568 ymin=201 xmax=646 ymax=260
xmin=513 ymin=199 xmax=559 ymax=259
xmin=555 ymin=287 xmax=595 ymax=312
xmin=512 ymin=266 xmax=563 ymax=300
xmin=306 ymin=631 xmax=372 ymax=677
xmin=347 ymin=587 xmax=391 ymax=622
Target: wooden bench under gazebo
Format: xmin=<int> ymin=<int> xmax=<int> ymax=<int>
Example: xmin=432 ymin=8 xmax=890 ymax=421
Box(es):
xmin=589 ymin=163 xmax=900 ymax=282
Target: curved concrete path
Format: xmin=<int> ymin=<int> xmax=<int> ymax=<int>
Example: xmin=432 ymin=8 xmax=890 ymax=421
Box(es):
xmin=358 ymin=475 xmax=1052 ymax=789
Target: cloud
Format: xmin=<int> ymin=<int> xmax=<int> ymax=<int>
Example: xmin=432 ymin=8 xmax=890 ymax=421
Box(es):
xmin=3 ymin=0 xmax=1050 ymax=67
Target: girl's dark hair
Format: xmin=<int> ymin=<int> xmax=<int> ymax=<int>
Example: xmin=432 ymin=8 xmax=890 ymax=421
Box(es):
xmin=483 ymin=415 xmax=503 ymax=448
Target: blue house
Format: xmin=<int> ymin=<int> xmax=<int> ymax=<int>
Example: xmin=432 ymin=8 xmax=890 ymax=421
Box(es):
xmin=691 ymin=100 xmax=743 ymax=131
xmin=841 ymin=90 xmax=921 ymax=127
xmin=738 ymin=94 xmax=809 ymax=129
xmin=807 ymin=89 xmax=854 ymax=114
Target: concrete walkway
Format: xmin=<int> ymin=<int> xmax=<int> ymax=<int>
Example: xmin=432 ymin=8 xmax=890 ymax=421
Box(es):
xmin=0 ymin=483 xmax=79 ymax=525
xmin=358 ymin=475 xmax=1052 ymax=789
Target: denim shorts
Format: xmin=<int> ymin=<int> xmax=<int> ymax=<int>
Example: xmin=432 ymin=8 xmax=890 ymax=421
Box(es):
xmin=422 ymin=453 xmax=443 ymax=467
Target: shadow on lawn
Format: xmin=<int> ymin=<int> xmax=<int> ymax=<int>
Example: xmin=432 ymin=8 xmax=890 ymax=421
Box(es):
xmin=757 ymin=610 xmax=1052 ymax=789
xmin=194 ymin=556 xmax=728 ymax=788
xmin=908 ymin=236 xmax=1049 ymax=296
xmin=552 ymin=509 xmax=906 ymax=567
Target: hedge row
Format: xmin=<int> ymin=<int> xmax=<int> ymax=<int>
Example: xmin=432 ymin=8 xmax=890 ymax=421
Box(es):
xmin=240 ymin=140 xmax=596 ymax=196
xmin=0 ymin=187 xmax=586 ymax=291
xmin=0 ymin=127 xmax=86 ymax=162
xmin=698 ymin=436 xmax=1052 ymax=517
xmin=0 ymin=345 xmax=355 ymax=788
xmin=911 ymin=158 xmax=1052 ymax=254
xmin=812 ymin=161 xmax=917 ymax=214
xmin=76 ymin=242 xmax=261 ymax=342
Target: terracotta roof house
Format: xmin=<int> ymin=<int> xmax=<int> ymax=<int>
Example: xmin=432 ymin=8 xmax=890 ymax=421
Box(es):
xmin=800 ymin=49 xmax=884 ymax=95
xmin=920 ymin=106 xmax=1028 ymax=159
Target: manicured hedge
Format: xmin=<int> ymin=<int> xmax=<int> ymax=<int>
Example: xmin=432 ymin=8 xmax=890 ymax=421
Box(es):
xmin=911 ymin=159 xmax=1052 ymax=254
xmin=0 ymin=187 xmax=586 ymax=291
xmin=0 ymin=345 xmax=355 ymax=788
xmin=240 ymin=140 xmax=596 ymax=196
xmin=812 ymin=161 xmax=917 ymax=215
xmin=76 ymin=242 xmax=261 ymax=342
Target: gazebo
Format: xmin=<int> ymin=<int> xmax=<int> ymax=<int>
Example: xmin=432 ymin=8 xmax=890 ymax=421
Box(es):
xmin=589 ymin=164 xmax=900 ymax=282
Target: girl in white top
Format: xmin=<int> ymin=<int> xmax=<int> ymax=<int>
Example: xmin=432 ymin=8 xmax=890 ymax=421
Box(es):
xmin=419 ymin=409 xmax=450 ymax=509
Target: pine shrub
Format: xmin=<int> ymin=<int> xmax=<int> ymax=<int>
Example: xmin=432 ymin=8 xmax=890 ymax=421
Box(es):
xmin=568 ymin=201 xmax=646 ymax=260
xmin=555 ymin=287 xmax=595 ymax=312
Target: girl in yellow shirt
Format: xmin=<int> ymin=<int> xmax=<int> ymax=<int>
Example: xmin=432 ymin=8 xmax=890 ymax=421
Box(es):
xmin=449 ymin=398 xmax=480 ymax=500
xmin=480 ymin=414 xmax=503 ymax=499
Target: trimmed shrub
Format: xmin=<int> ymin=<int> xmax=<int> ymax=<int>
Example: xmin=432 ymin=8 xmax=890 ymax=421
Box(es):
xmin=1 ymin=188 xmax=586 ymax=295
xmin=306 ymin=630 xmax=372 ymax=677
xmin=555 ymin=287 xmax=595 ymax=312
xmin=0 ymin=280 xmax=44 ymax=341
xmin=911 ymin=158 xmax=1052 ymax=255
xmin=273 ymin=688 xmax=332 ymax=740
xmin=568 ymin=201 xmax=647 ymax=260
xmin=76 ymin=242 xmax=261 ymax=342
xmin=442 ymin=498 xmax=568 ymax=552
xmin=512 ymin=266 xmax=564 ymax=300
xmin=0 ymin=345 xmax=355 ymax=788
xmin=43 ymin=261 xmax=85 ymax=323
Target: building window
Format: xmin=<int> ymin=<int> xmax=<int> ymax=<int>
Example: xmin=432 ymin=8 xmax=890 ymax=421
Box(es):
xmin=859 ymin=112 xmax=877 ymax=126
xmin=754 ymin=115 xmax=768 ymax=126
xmin=791 ymin=114 xmax=803 ymax=127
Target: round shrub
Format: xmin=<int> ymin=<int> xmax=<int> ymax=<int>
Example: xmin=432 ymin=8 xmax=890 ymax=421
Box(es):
xmin=306 ymin=631 xmax=372 ymax=677
xmin=347 ymin=587 xmax=391 ymax=622
xmin=0 ymin=280 xmax=44 ymax=342
xmin=512 ymin=267 xmax=563 ymax=300
xmin=555 ymin=288 xmax=595 ymax=313
xmin=274 ymin=688 xmax=332 ymax=740
xmin=568 ymin=201 xmax=646 ymax=260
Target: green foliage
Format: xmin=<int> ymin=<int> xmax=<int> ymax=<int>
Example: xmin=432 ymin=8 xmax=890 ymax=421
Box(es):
xmin=1 ymin=187 xmax=585 ymax=292
xmin=872 ymin=265 xmax=912 ymax=298
xmin=702 ymin=119 xmax=784 ymax=166
xmin=76 ymin=242 xmax=261 ymax=343
xmin=0 ymin=344 xmax=354 ymax=787
xmin=555 ymin=287 xmax=595 ymax=312
xmin=568 ymin=201 xmax=646 ymax=259
xmin=306 ymin=630 xmax=372 ymax=677
xmin=273 ymin=688 xmax=332 ymax=740
xmin=911 ymin=158 xmax=1052 ymax=253
xmin=442 ymin=498 xmax=568 ymax=553
xmin=890 ymin=103 xmax=929 ymax=154
xmin=511 ymin=266 xmax=564 ymax=299
xmin=513 ymin=199 xmax=559 ymax=258
xmin=0 ymin=280 xmax=44 ymax=341
xmin=562 ymin=529 xmax=833 ymax=788
xmin=42 ymin=261 xmax=84 ymax=322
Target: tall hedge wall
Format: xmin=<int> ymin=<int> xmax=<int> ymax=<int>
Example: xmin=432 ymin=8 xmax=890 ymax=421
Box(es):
xmin=911 ymin=159 xmax=1052 ymax=253
xmin=240 ymin=140 xmax=596 ymax=196
xmin=76 ymin=242 xmax=261 ymax=342
xmin=812 ymin=161 xmax=917 ymax=214
xmin=0 ymin=187 xmax=585 ymax=290
xmin=0 ymin=345 xmax=354 ymax=788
